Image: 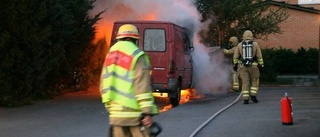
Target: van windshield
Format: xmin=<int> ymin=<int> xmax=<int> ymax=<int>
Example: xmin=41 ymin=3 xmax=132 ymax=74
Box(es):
xmin=143 ymin=29 xmax=166 ymax=52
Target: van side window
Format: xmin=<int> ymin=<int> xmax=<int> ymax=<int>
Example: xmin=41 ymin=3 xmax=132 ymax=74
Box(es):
xmin=144 ymin=29 xmax=166 ymax=52
xmin=182 ymin=33 xmax=191 ymax=53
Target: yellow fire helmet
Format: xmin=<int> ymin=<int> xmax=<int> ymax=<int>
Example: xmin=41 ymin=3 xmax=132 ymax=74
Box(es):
xmin=116 ymin=24 xmax=140 ymax=40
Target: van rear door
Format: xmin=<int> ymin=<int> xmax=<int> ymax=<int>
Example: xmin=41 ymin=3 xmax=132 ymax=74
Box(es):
xmin=138 ymin=23 xmax=171 ymax=85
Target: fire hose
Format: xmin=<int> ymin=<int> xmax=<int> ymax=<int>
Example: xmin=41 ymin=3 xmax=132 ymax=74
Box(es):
xmin=189 ymin=92 xmax=242 ymax=137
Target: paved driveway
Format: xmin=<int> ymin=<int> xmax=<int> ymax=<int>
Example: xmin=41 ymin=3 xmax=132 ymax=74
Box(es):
xmin=1 ymin=87 xmax=320 ymax=137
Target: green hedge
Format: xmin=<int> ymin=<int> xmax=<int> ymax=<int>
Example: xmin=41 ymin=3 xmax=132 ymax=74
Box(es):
xmin=260 ymin=47 xmax=319 ymax=82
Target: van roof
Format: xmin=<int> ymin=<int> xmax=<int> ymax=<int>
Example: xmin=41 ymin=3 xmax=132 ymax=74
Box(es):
xmin=114 ymin=20 xmax=185 ymax=29
xmin=115 ymin=20 xmax=173 ymax=24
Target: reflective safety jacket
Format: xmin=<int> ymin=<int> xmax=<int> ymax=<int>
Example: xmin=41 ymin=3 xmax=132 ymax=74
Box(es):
xmin=100 ymin=41 xmax=158 ymax=122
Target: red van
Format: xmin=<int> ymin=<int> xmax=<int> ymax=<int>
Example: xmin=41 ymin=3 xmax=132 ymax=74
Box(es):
xmin=110 ymin=20 xmax=194 ymax=106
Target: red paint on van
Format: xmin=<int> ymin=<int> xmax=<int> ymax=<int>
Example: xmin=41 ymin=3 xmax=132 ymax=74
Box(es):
xmin=111 ymin=21 xmax=194 ymax=106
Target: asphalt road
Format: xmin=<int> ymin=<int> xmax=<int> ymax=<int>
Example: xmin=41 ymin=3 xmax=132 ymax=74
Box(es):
xmin=0 ymin=89 xmax=173 ymax=137
xmin=1 ymin=86 xmax=320 ymax=137
xmin=156 ymin=86 xmax=320 ymax=137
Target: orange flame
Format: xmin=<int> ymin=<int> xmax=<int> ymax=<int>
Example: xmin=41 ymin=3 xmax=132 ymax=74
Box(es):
xmin=154 ymin=89 xmax=204 ymax=112
xmin=93 ymin=10 xmax=158 ymax=45
xmin=144 ymin=13 xmax=157 ymax=20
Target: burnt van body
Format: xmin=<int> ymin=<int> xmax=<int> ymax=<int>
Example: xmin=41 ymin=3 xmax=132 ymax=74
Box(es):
xmin=111 ymin=21 xmax=194 ymax=106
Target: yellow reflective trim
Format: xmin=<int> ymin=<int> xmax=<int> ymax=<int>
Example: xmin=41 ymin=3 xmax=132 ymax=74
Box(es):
xmin=224 ymin=49 xmax=229 ymax=54
xmin=250 ymin=87 xmax=258 ymax=91
xmin=242 ymin=94 xmax=250 ymax=98
xmin=139 ymin=101 xmax=154 ymax=108
xmin=104 ymin=103 xmax=110 ymax=108
xmin=109 ymin=107 xmax=123 ymax=111
xmin=109 ymin=104 xmax=122 ymax=107
xmin=242 ymin=90 xmax=249 ymax=94
xmin=101 ymin=94 xmax=109 ymax=103
xmin=110 ymin=111 xmax=142 ymax=117
xmin=109 ymin=104 xmax=124 ymax=111
xmin=252 ymin=62 xmax=258 ymax=65
xmin=135 ymin=93 xmax=153 ymax=100
xmin=135 ymin=93 xmax=152 ymax=98
xmin=233 ymin=58 xmax=238 ymax=64
xmin=258 ymin=59 xmax=264 ymax=64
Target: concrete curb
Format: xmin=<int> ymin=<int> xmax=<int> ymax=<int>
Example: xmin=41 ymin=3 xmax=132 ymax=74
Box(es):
xmin=272 ymin=75 xmax=320 ymax=87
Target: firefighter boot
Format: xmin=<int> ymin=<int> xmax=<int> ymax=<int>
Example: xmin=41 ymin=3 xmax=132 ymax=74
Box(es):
xmin=251 ymin=96 xmax=258 ymax=103
xmin=243 ymin=100 xmax=249 ymax=104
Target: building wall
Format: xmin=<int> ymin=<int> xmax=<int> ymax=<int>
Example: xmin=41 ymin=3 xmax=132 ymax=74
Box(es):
xmin=256 ymin=3 xmax=320 ymax=50
xmin=275 ymin=0 xmax=320 ymax=9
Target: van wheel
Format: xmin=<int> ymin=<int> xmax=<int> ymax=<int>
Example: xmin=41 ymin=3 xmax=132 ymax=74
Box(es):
xmin=170 ymin=81 xmax=181 ymax=107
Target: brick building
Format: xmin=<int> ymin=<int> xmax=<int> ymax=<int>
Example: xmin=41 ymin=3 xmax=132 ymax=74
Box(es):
xmin=256 ymin=0 xmax=320 ymax=50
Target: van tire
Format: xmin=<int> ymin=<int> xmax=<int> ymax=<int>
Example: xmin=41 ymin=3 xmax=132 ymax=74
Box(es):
xmin=170 ymin=81 xmax=181 ymax=107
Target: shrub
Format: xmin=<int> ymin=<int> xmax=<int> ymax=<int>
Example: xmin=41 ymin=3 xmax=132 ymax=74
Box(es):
xmin=260 ymin=47 xmax=319 ymax=83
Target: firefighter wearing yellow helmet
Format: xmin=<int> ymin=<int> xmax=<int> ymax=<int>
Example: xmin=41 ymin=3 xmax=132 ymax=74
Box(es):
xmin=223 ymin=36 xmax=240 ymax=92
xmin=233 ymin=30 xmax=264 ymax=104
xmin=116 ymin=24 xmax=140 ymax=40
xmin=100 ymin=24 xmax=159 ymax=136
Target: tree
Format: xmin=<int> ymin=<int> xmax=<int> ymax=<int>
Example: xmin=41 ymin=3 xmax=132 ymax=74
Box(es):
xmin=0 ymin=0 xmax=102 ymax=106
xmin=55 ymin=0 xmax=104 ymax=92
xmin=78 ymin=37 xmax=108 ymax=91
xmin=195 ymin=0 xmax=289 ymax=47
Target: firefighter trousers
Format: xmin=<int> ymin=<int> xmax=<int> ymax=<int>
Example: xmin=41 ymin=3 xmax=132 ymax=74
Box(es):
xmin=112 ymin=125 xmax=151 ymax=137
xmin=232 ymin=70 xmax=240 ymax=91
xmin=239 ymin=65 xmax=260 ymax=100
xmin=229 ymin=66 xmax=240 ymax=92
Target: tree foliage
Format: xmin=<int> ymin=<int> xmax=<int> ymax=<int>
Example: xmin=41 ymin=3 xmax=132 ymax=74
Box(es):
xmin=195 ymin=0 xmax=289 ymax=47
xmin=0 ymin=0 xmax=102 ymax=106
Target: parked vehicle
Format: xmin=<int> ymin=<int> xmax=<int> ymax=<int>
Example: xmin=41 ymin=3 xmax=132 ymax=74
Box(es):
xmin=111 ymin=20 xmax=194 ymax=106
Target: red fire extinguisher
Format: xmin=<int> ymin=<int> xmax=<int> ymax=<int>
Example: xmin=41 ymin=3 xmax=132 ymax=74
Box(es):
xmin=281 ymin=92 xmax=293 ymax=125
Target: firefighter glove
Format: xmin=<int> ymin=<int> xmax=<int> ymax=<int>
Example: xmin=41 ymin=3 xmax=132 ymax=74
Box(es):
xmin=150 ymin=122 xmax=162 ymax=136
xmin=223 ymin=49 xmax=229 ymax=54
xmin=233 ymin=64 xmax=238 ymax=71
xmin=258 ymin=64 xmax=264 ymax=70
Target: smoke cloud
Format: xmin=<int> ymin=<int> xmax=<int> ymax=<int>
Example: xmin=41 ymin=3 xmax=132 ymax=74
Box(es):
xmin=89 ymin=0 xmax=231 ymax=95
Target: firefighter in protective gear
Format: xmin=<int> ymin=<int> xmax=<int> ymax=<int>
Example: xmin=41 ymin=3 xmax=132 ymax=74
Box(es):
xmin=100 ymin=24 xmax=159 ymax=137
xmin=223 ymin=36 xmax=240 ymax=92
xmin=233 ymin=30 xmax=264 ymax=104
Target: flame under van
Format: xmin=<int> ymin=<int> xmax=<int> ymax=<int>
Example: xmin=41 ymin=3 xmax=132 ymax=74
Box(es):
xmin=110 ymin=20 xmax=194 ymax=106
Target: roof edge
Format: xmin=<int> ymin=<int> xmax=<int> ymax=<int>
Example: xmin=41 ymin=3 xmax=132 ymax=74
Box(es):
xmin=268 ymin=0 xmax=320 ymax=14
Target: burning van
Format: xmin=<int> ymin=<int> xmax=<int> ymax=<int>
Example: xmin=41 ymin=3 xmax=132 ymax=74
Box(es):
xmin=110 ymin=20 xmax=194 ymax=106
